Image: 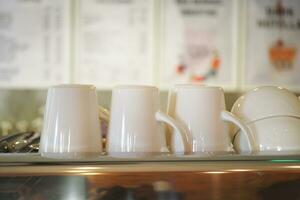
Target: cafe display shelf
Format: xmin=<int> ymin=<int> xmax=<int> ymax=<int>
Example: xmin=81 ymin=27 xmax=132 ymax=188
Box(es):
xmin=0 ymin=153 xmax=300 ymax=164
xmin=0 ymin=153 xmax=300 ymax=199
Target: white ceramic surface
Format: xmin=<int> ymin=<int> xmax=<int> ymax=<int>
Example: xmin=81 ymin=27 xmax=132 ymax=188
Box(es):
xmin=40 ymin=84 xmax=106 ymax=158
xmin=168 ymin=84 xmax=256 ymax=154
xmin=233 ymin=116 xmax=300 ymax=153
xmin=231 ymin=86 xmax=300 ymax=123
xmin=107 ymin=85 xmax=192 ymax=156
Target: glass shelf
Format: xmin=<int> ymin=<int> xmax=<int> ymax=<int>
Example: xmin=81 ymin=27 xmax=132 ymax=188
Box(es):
xmin=0 ymin=153 xmax=299 ymax=165
xmin=0 ymin=153 xmax=300 ymax=199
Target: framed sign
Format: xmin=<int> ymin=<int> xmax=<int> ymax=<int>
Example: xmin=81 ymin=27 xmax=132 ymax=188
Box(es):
xmin=0 ymin=0 xmax=70 ymax=88
xmin=160 ymin=0 xmax=237 ymax=90
xmin=75 ymin=0 xmax=155 ymax=88
xmin=244 ymin=0 xmax=300 ymax=91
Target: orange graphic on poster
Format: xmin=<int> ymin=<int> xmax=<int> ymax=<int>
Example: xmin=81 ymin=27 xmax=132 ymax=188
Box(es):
xmin=269 ymin=39 xmax=297 ymax=71
xmin=268 ymin=0 xmax=298 ymax=71
xmin=176 ymin=51 xmax=221 ymax=82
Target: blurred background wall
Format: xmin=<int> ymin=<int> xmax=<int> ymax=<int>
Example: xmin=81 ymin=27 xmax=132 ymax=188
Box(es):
xmin=0 ymin=0 xmax=299 ymax=136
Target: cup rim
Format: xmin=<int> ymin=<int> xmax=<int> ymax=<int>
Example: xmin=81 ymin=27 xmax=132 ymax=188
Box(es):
xmin=245 ymin=115 xmax=300 ymax=125
xmin=113 ymin=85 xmax=157 ymax=90
xmin=232 ymin=115 xmax=300 ymax=142
xmin=251 ymin=85 xmax=288 ymax=92
xmin=51 ymin=84 xmax=96 ymax=89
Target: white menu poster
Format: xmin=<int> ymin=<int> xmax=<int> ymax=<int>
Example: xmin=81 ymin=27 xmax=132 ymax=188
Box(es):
xmin=245 ymin=0 xmax=300 ymax=89
xmin=0 ymin=0 xmax=70 ymax=88
xmin=75 ymin=0 xmax=154 ymax=87
xmin=160 ymin=0 xmax=236 ymax=88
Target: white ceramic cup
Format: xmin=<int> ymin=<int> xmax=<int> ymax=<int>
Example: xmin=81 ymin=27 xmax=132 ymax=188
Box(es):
xmin=107 ymin=85 xmax=192 ymax=156
xmin=231 ymin=86 xmax=300 ymax=124
xmin=233 ymin=116 xmax=300 ymax=154
xmin=168 ymin=85 xmax=257 ymax=154
xmin=40 ymin=84 xmax=109 ymax=158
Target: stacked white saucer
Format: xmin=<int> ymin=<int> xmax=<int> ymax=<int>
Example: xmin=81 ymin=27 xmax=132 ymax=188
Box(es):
xmin=231 ymin=86 xmax=300 ymax=154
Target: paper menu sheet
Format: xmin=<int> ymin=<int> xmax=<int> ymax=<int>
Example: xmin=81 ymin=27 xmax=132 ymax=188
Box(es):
xmin=160 ymin=0 xmax=236 ymax=88
xmin=0 ymin=0 xmax=70 ymax=88
xmin=75 ymin=0 xmax=154 ymax=87
xmin=245 ymin=0 xmax=300 ymax=88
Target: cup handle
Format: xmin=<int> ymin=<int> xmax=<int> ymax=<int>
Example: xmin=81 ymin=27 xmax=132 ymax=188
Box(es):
xmin=155 ymin=111 xmax=192 ymax=154
xmin=98 ymin=106 xmax=110 ymax=123
xmin=221 ymin=111 xmax=257 ymax=153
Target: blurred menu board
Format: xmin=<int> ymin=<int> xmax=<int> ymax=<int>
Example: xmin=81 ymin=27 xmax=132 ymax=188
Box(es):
xmin=160 ymin=0 xmax=236 ymax=88
xmin=0 ymin=0 xmax=70 ymax=88
xmin=75 ymin=0 xmax=154 ymax=87
xmin=245 ymin=0 xmax=300 ymax=89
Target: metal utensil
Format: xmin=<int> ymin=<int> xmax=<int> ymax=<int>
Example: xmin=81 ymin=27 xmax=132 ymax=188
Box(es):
xmin=0 ymin=132 xmax=36 ymax=153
